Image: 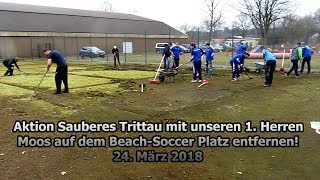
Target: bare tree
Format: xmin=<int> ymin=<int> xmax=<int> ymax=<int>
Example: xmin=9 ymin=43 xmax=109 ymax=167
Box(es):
xmin=101 ymin=1 xmax=116 ymax=12
xmin=236 ymin=0 xmax=294 ymax=45
xmin=298 ymin=15 xmax=318 ymax=43
xmin=203 ymin=0 xmax=223 ymax=44
xmin=179 ymin=24 xmax=197 ymax=34
xmin=277 ymin=14 xmax=318 ymax=44
xmin=314 ymin=9 xmax=320 ymax=31
xmin=277 ymin=15 xmax=298 ymax=43
xmin=236 ymin=14 xmax=252 ymax=38
xmin=178 ymin=24 xmax=197 ymax=41
xmin=314 ymin=9 xmax=320 ymax=22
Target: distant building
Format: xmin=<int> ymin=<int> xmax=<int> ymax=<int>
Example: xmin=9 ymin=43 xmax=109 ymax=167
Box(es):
xmin=212 ymin=39 xmax=225 ymax=44
xmin=224 ymin=36 xmax=260 ymax=49
xmin=0 ymin=2 xmax=188 ymax=58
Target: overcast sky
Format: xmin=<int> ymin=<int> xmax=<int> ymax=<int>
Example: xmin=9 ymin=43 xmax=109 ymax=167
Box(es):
xmin=0 ymin=0 xmax=319 ymax=30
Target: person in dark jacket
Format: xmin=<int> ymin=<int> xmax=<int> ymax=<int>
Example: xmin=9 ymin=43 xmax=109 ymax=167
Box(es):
xmin=42 ymin=49 xmax=68 ymax=94
xmin=162 ymin=43 xmax=171 ymax=69
xmin=112 ymin=46 xmax=121 ymax=68
xmin=3 ymin=57 xmax=21 ymax=76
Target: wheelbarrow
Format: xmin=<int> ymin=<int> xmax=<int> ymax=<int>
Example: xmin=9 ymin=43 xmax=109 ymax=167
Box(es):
xmin=254 ymin=62 xmax=266 ymax=74
xmin=157 ymin=69 xmax=178 ymax=83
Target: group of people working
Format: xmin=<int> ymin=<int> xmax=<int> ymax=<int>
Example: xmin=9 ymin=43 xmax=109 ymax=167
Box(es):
xmin=1 ymin=45 xmax=121 ymax=94
xmin=162 ymin=42 xmax=215 ymax=83
xmin=186 ymin=40 xmax=313 ymax=87
xmin=2 ymin=49 xmax=69 ymax=94
xmin=261 ymin=41 xmax=313 ymax=87
xmin=2 ymin=41 xmax=313 ymax=93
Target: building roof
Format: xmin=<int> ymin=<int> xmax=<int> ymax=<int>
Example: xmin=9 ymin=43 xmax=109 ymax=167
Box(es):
xmin=0 ymin=2 xmax=184 ymax=35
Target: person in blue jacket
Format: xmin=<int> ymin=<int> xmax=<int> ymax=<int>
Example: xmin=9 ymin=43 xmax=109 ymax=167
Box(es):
xmin=171 ymin=42 xmax=183 ymax=69
xmin=230 ymin=53 xmax=250 ymax=81
xmin=262 ymin=48 xmax=276 ymax=87
xmin=300 ymin=42 xmax=313 ymax=73
xmin=236 ymin=40 xmax=248 ymax=54
xmin=205 ymin=43 xmax=214 ymax=77
xmin=190 ymin=42 xmax=204 ymax=82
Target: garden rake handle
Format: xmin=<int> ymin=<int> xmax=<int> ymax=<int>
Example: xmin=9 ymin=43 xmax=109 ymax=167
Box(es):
xmin=34 ymin=71 xmax=48 ymax=94
xmin=154 ymin=55 xmax=165 ymax=81
xmin=114 ymin=54 xmax=120 ymax=66
xmin=281 ymin=49 xmax=285 ymax=67
xmin=198 ymin=82 xmax=207 ymax=88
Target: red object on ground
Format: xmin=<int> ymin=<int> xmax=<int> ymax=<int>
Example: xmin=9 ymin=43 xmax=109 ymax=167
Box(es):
xmin=149 ymin=80 xmax=160 ymax=84
xmin=280 ymin=67 xmax=285 ymax=72
xmin=198 ymin=78 xmax=210 ymax=88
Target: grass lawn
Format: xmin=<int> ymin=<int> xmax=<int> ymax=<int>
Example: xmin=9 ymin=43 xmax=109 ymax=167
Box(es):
xmin=0 ymin=61 xmax=319 ymax=179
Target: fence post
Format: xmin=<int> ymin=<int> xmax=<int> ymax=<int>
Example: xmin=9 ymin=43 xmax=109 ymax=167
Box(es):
xmin=90 ymin=33 xmax=92 ymax=62
xmin=64 ymin=36 xmax=67 ymax=58
xmin=124 ymin=33 xmax=127 ymax=64
xmin=52 ymin=36 xmax=54 ymax=51
xmin=30 ymin=37 xmax=33 ymax=61
xmin=145 ymin=30 xmax=147 ymax=64
xmin=231 ymin=25 xmax=234 ymax=57
xmin=106 ymin=33 xmax=108 ymax=63
xmin=76 ymin=36 xmax=79 ymax=60
xmin=197 ymin=27 xmax=200 ymax=46
xmin=169 ymin=27 xmax=171 ymax=42
xmin=272 ymin=22 xmax=275 ymax=51
xmin=4 ymin=37 xmax=7 ymax=59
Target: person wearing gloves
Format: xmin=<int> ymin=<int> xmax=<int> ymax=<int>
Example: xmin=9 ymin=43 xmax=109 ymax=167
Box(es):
xmin=3 ymin=57 xmax=21 ymax=76
xmin=262 ymin=49 xmax=277 ymax=87
xmin=230 ymin=53 xmax=250 ymax=81
xmin=112 ymin=46 xmax=121 ymax=68
xmin=205 ymin=43 xmax=214 ymax=77
xmin=189 ymin=42 xmax=204 ymax=83
xmin=286 ymin=42 xmax=303 ymax=77
xmin=300 ymin=42 xmax=312 ymax=74
xmin=170 ymin=42 xmax=183 ymax=69
xmin=236 ymin=40 xmax=248 ymax=55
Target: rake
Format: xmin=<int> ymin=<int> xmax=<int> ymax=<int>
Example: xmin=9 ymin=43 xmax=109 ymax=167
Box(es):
xmin=280 ymin=49 xmax=285 ymax=72
xmin=149 ymin=55 xmax=165 ymax=84
xmin=29 ymin=70 xmax=48 ymax=98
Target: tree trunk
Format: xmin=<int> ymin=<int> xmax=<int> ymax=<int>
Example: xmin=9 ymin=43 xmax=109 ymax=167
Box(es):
xmin=209 ymin=21 xmax=213 ymax=44
xmin=264 ymin=28 xmax=268 ymax=45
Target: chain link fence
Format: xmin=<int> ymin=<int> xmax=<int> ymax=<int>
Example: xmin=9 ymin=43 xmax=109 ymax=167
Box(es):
xmin=0 ymin=32 xmax=189 ymax=64
xmin=0 ymin=31 xmax=319 ymax=69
